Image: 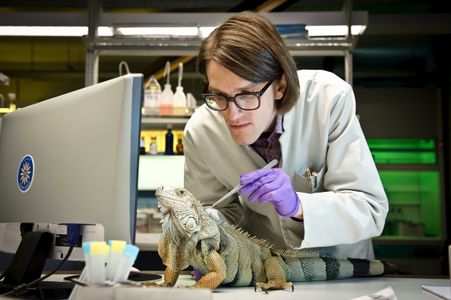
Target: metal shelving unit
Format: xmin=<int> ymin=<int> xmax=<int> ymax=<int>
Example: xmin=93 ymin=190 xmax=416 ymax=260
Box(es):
xmin=84 ymin=0 xmax=367 ymax=86
xmin=82 ymin=3 xmax=368 ymax=146
xmin=82 ymin=0 xmax=370 ymax=252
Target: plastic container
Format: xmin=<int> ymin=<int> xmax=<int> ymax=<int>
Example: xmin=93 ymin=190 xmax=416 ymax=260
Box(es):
xmin=112 ymin=244 xmax=139 ymax=283
xmin=186 ymin=92 xmax=197 ymax=113
xmin=7 ymin=93 xmax=16 ymax=112
xmin=106 ymin=240 xmax=126 ymax=281
xmin=140 ymin=137 xmax=146 ymax=155
xmin=149 ymin=136 xmax=158 ymax=155
xmin=159 ymin=61 xmax=174 ymax=116
xmin=143 ymin=75 xmax=161 ymax=116
xmin=173 ymin=63 xmax=187 ymax=116
xmin=82 ymin=241 xmax=108 ymax=284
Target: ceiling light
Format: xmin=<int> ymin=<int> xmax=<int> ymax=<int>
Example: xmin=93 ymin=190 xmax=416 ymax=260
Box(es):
xmin=199 ymin=26 xmax=216 ymax=38
xmin=306 ymin=25 xmax=366 ymax=37
xmin=0 ymin=25 xmax=366 ymax=39
xmin=112 ymin=26 xmax=217 ymax=38
xmin=0 ymin=26 xmax=87 ymax=36
xmin=98 ymin=27 xmax=113 ymax=37
xmin=114 ymin=26 xmax=200 ymax=37
xmin=0 ymin=26 xmax=113 ymax=37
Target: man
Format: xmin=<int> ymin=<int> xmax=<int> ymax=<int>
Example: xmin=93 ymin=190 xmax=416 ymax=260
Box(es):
xmin=184 ymin=11 xmax=388 ymax=259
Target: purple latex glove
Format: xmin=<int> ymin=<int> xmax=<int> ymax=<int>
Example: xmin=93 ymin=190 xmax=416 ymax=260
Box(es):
xmin=239 ymin=168 xmax=300 ymax=217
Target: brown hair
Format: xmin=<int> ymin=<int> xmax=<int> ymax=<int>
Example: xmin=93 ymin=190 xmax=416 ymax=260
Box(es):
xmin=197 ymin=11 xmax=299 ymax=114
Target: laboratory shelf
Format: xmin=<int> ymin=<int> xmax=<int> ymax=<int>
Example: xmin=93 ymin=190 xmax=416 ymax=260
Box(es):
xmin=141 ymin=115 xmax=191 ymax=130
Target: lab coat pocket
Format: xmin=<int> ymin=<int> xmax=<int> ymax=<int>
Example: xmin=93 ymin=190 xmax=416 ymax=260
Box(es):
xmin=293 ymin=165 xmax=326 ymax=193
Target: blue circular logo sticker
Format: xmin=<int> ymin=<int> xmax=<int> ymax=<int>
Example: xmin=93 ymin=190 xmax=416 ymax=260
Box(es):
xmin=17 ymin=155 xmax=34 ymax=193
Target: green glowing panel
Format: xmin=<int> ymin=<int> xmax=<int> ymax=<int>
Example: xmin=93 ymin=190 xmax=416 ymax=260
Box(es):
xmin=367 ymin=139 xmax=435 ymax=149
xmin=367 ymin=139 xmax=436 ymax=164
xmin=379 ymin=170 xmax=441 ymax=238
xmin=371 ymin=151 xmax=436 ymax=164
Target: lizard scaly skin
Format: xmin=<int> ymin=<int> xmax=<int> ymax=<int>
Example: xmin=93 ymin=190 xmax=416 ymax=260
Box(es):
xmin=156 ymin=186 xmax=388 ymax=291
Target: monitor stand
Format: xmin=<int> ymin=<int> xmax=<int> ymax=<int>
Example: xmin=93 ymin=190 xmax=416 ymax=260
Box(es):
xmin=2 ymin=231 xmax=53 ymax=286
xmin=0 ymin=230 xmax=76 ymax=299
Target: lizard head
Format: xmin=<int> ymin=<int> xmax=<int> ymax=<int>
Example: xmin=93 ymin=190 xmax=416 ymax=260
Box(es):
xmin=156 ymin=186 xmax=221 ymax=272
xmin=156 ymin=185 xmax=202 ymax=237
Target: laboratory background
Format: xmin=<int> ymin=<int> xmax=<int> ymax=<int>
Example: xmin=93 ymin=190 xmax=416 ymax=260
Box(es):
xmin=0 ymin=0 xmax=450 ymax=280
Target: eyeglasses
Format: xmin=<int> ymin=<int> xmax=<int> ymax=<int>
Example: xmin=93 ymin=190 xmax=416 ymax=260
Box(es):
xmin=201 ymin=81 xmax=273 ymax=111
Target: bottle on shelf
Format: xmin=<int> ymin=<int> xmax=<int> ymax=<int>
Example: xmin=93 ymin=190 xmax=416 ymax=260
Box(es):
xmin=186 ymin=92 xmax=197 ymax=114
xmin=176 ymin=137 xmax=184 ymax=155
xmin=149 ymin=136 xmax=158 ymax=155
xmin=164 ymin=125 xmax=174 ymax=155
xmin=8 ymin=93 xmax=16 ymax=112
xmin=173 ymin=62 xmax=187 ymax=116
xmin=160 ymin=61 xmax=174 ymax=116
xmin=143 ymin=75 xmax=161 ymax=116
xmin=140 ymin=136 xmax=146 ymax=155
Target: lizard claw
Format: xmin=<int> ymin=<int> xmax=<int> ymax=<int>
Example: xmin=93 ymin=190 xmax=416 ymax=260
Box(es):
xmin=255 ymin=280 xmax=294 ymax=293
xmin=142 ymin=281 xmax=167 ymax=288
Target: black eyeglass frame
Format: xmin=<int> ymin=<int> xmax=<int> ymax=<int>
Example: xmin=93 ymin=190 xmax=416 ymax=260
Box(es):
xmin=201 ymin=81 xmax=273 ymax=111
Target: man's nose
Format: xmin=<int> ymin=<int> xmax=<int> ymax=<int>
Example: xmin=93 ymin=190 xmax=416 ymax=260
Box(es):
xmin=224 ymin=101 xmax=241 ymax=120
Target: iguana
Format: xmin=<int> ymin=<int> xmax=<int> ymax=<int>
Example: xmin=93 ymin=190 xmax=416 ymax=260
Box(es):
xmin=155 ymin=185 xmax=388 ymax=291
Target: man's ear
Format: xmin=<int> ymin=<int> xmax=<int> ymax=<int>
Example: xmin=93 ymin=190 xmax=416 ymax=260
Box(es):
xmin=274 ymin=74 xmax=287 ymax=101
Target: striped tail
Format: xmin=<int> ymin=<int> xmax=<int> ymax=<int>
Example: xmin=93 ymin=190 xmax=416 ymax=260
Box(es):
xmin=285 ymin=256 xmax=389 ymax=282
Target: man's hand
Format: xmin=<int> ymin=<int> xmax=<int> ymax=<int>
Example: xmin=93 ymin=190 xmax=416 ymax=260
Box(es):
xmin=239 ymin=168 xmax=300 ymax=217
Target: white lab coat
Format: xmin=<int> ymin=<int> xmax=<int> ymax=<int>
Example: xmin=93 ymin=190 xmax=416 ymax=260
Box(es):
xmin=184 ymin=69 xmax=388 ymax=259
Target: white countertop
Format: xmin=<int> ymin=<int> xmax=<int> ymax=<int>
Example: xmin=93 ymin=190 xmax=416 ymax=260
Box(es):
xmin=65 ymin=275 xmax=451 ymax=300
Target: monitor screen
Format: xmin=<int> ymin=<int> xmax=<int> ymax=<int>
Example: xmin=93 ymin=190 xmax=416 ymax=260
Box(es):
xmin=0 ymin=74 xmax=143 ymax=249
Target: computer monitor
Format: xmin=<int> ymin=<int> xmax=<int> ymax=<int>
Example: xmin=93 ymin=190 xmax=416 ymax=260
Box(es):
xmin=0 ymin=74 xmax=143 ymax=250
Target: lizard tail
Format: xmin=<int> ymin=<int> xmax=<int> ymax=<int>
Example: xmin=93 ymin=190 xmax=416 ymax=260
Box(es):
xmin=287 ymin=257 xmax=388 ymax=282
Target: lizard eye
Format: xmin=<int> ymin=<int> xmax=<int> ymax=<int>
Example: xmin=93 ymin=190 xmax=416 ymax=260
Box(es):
xmin=176 ymin=189 xmax=186 ymax=196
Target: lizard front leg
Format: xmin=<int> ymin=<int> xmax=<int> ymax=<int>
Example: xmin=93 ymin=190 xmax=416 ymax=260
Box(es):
xmin=163 ymin=267 xmax=180 ymax=287
xmin=192 ymin=250 xmax=226 ymax=289
xmin=142 ymin=267 xmax=180 ymax=288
